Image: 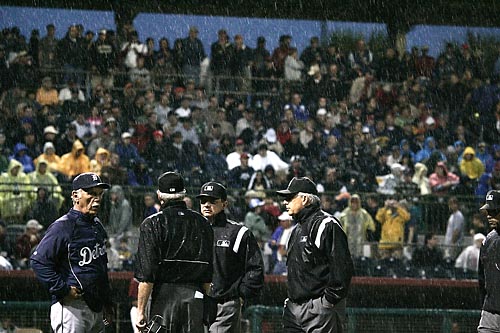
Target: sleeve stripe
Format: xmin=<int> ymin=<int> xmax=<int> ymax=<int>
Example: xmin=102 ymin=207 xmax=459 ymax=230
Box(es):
xmin=233 ymin=226 xmax=248 ymax=253
xmin=315 ymin=218 xmax=334 ymax=248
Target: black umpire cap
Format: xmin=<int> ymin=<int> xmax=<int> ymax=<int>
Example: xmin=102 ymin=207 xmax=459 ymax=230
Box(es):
xmin=158 ymin=171 xmax=185 ymax=194
xmin=277 ymin=177 xmax=318 ymax=197
xmin=480 ymin=190 xmax=500 ymax=211
xmin=196 ymin=182 xmax=227 ymax=200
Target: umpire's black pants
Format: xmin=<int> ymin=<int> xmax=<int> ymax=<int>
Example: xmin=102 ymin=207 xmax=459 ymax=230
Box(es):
xmin=283 ymin=297 xmax=346 ymax=333
xmin=151 ymin=283 xmax=205 ymax=333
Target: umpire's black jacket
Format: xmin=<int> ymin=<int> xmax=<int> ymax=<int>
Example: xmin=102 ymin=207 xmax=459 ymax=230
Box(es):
xmin=287 ymin=202 xmax=354 ymax=305
xmin=479 ymin=229 xmax=500 ymax=314
xmin=134 ymin=200 xmax=213 ymax=285
xmin=209 ymin=212 xmax=264 ymax=302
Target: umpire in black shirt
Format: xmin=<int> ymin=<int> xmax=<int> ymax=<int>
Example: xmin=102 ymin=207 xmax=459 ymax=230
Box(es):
xmin=277 ymin=177 xmax=354 ymax=333
xmin=197 ymin=181 xmax=264 ymax=333
xmin=135 ymin=171 xmax=214 ymax=333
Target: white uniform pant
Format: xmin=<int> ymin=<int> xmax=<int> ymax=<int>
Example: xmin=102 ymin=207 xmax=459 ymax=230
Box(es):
xmin=50 ymin=299 xmax=104 ymax=333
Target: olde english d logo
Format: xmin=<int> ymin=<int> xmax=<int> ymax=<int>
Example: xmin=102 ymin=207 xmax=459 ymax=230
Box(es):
xmin=300 ymin=236 xmax=308 ymax=242
xmin=204 ymin=185 xmax=214 ymax=192
xmin=217 ymin=240 xmax=230 ymax=247
xmin=487 ymin=194 xmax=493 ymax=201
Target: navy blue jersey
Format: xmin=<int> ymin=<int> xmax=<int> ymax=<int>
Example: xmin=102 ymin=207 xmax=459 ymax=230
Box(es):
xmin=31 ymin=208 xmax=112 ymax=312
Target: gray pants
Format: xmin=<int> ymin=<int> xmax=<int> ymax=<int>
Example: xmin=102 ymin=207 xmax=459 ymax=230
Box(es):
xmin=478 ymin=310 xmax=500 ymax=332
xmin=283 ymin=297 xmax=346 ymax=333
xmin=50 ymin=299 xmax=104 ymax=333
xmin=208 ymin=298 xmax=242 ymax=333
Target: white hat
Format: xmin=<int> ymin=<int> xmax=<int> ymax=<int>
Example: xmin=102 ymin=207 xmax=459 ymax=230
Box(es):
xmin=249 ymin=198 xmax=265 ymax=209
xmin=316 ymin=108 xmax=327 ymax=116
xmin=265 ymin=128 xmax=277 ymax=143
xmin=308 ymin=64 xmax=320 ymax=76
xmin=26 ymin=219 xmax=43 ymax=230
xmin=425 ymin=116 xmax=436 ymax=126
xmin=43 ymin=125 xmax=58 ymax=135
xmin=121 ymin=132 xmax=132 ymax=139
xmin=278 ymin=212 xmax=292 ymax=221
xmin=474 ymin=233 xmax=486 ymax=242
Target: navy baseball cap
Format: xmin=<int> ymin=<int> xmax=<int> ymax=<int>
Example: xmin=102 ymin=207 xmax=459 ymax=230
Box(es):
xmin=277 ymin=177 xmax=318 ymax=197
xmin=158 ymin=171 xmax=185 ymax=193
xmin=72 ymin=172 xmax=110 ymax=190
xmin=196 ymin=182 xmax=227 ymax=200
xmin=480 ymin=190 xmax=500 ymax=210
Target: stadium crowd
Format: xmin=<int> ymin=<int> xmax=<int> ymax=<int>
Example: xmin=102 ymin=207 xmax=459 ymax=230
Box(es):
xmin=0 ymin=22 xmax=499 ymax=278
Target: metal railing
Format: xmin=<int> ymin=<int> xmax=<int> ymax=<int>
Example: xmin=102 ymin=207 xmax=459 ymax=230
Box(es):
xmin=245 ymin=305 xmax=481 ymax=333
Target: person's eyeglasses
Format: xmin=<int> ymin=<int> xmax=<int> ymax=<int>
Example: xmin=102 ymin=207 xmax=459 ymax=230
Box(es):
xmin=486 ymin=209 xmax=500 ymax=217
xmin=200 ymin=197 xmax=219 ymax=205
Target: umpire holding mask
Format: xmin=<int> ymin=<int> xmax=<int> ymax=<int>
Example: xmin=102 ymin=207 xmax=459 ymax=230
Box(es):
xmin=197 ymin=181 xmax=264 ymax=332
xmin=277 ymin=177 xmax=353 ymax=333
xmin=135 ymin=172 xmax=214 ymax=333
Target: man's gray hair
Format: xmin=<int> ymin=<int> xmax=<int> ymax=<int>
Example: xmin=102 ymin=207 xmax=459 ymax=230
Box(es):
xmin=157 ymin=189 xmax=186 ymax=202
xmin=297 ymin=192 xmax=321 ymax=206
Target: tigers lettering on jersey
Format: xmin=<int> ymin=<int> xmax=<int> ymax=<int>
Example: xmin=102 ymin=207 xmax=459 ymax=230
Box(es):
xmin=78 ymin=242 xmax=107 ymax=266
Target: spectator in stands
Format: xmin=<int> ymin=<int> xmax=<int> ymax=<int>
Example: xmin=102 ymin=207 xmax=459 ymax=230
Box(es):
xmin=181 ymin=26 xmax=206 ymax=85
xmin=204 ymin=142 xmax=228 ymax=183
xmin=444 ymin=196 xmax=465 ymax=259
xmin=57 ymin=139 xmax=90 ymax=182
xmin=412 ymin=162 xmax=431 ymax=195
xmin=90 ymin=29 xmax=116 ymax=90
xmin=282 ymin=128 xmax=307 ymax=161
xmin=35 ymin=76 xmax=58 ymax=106
xmin=89 ymin=147 xmax=111 ymax=176
xmin=429 ymin=161 xmax=460 ymax=195
xmin=271 ymin=34 xmax=291 ymax=77
xmin=107 ymin=185 xmax=133 ymax=249
xmin=412 ymin=232 xmax=445 ymax=269
xmin=230 ymin=34 xmax=252 ymax=92
xmin=15 ymin=219 xmax=43 ymax=268
xmin=455 ymin=233 xmax=485 ymax=273
xmin=348 ymin=39 xmax=373 ymax=75
xmin=269 ymin=211 xmax=294 ymax=275
xmin=58 ymin=80 xmax=85 ymax=104
xmin=376 ymin=162 xmax=404 ymax=196
xmin=29 ymin=158 xmax=64 ymax=209
xmin=252 ymin=36 xmax=270 ymax=76
xmin=244 ymin=198 xmax=271 ymax=270
xmin=299 ymin=36 xmax=322 ymax=70
xmin=55 ymin=123 xmax=78 ymax=155
xmin=57 ymin=24 xmax=86 ymax=84
xmin=460 ymin=146 xmax=485 ymax=181
xmin=376 ymin=198 xmax=410 ymax=258
xmin=0 ymin=317 xmax=17 ymax=333
xmin=339 ymin=194 xmax=376 ymax=257
xmin=87 ymin=122 xmax=118 ymax=158
xmin=284 ymin=47 xmax=304 ymax=83
xmin=0 ymin=220 xmax=14 ymax=260
xmin=25 ymin=185 xmax=59 ymax=230
xmin=100 ymin=152 xmax=128 ymax=186
xmin=0 ymin=159 xmax=33 ymax=224
xmin=121 ymin=30 xmax=147 ymax=70
xmin=9 ymin=142 xmax=34 ymax=174
xmin=38 ymin=23 xmax=58 ymax=71
xmin=228 ymin=152 xmax=254 ymax=190
xmin=251 ymin=143 xmax=289 ymax=173
xmin=142 ymin=192 xmax=158 ymax=220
